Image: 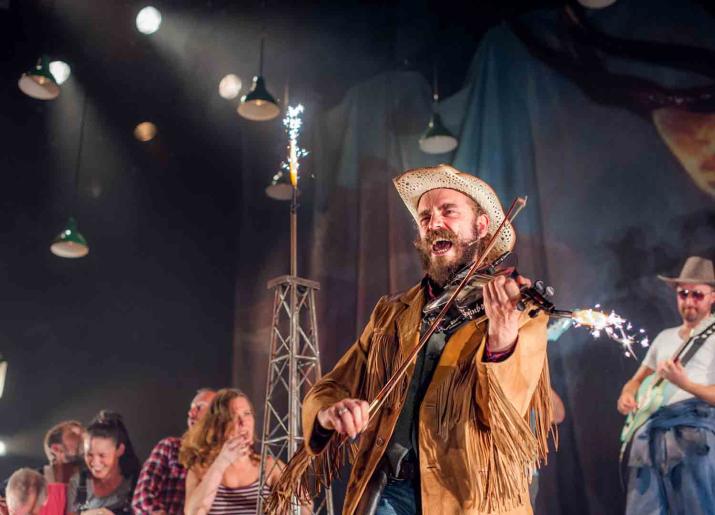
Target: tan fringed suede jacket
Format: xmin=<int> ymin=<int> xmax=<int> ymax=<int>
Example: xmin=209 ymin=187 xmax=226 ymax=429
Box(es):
xmin=302 ymin=283 xmax=553 ymax=515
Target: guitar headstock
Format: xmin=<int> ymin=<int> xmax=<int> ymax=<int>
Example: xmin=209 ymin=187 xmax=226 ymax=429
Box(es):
xmin=691 ymin=314 xmax=715 ymax=339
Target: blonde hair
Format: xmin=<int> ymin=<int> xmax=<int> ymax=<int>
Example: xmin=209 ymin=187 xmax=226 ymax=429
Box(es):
xmin=6 ymin=468 xmax=47 ymax=512
xmin=179 ymin=388 xmax=258 ymax=471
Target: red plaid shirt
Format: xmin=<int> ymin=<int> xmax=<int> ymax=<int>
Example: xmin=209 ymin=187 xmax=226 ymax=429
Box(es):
xmin=131 ymin=437 xmax=186 ymax=515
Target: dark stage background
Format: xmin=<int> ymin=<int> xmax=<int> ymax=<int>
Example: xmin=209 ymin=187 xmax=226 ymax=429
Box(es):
xmin=1 ymin=1 xmax=714 ymax=514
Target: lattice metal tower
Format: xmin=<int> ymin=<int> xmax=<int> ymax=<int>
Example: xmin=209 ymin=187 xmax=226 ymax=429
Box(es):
xmin=256 ymin=275 xmax=333 ymax=514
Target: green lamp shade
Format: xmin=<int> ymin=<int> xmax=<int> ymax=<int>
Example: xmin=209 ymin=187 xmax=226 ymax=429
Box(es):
xmin=419 ymin=112 xmax=459 ymax=154
xmin=265 ymin=170 xmax=294 ymax=201
xmin=18 ymin=56 xmax=60 ymax=100
xmin=238 ymin=76 xmax=280 ymax=121
xmin=50 ymin=217 xmax=89 ymax=258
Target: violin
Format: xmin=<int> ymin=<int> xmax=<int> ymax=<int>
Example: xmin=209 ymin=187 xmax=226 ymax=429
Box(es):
xmin=423 ymin=251 xmax=568 ymax=333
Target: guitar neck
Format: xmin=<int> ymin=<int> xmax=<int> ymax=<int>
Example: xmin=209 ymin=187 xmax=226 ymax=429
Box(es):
xmin=653 ymin=317 xmax=715 ymax=387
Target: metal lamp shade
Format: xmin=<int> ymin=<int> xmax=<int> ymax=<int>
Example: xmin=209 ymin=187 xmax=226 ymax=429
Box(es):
xmin=238 ymin=76 xmax=280 ymax=121
xmin=419 ymin=112 xmax=459 ymax=154
xmin=50 ymin=217 xmax=89 ymax=258
xmin=0 ymin=358 xmax=6 ymax=399
xmin=265 ymin=170 xmax=294 ymax=201
xmin=18 ymin=56 xmax=60 ymax=100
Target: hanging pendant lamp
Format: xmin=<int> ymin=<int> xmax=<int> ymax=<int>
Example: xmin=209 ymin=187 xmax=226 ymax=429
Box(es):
xmin=18 ymin=55 xmax=60 ymax=100
xmin=265 ymin=170 xmax=294 ymax=200
xmin=419 ymin=112 xmax=458 ymax=154
xmin=51 ymin=95 xmax=90 ymax=258
xmin=238 ymin=38 xmax=280 ymax=121
xmin=50 ymin=216 xmax=89 ymax=258
xmin=419 ymin=61 xmax=458 ymax=154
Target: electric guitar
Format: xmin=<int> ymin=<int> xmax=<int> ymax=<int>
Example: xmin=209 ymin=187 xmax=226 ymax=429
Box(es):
xmin=620 ymin=315 xmax=715 ymax=450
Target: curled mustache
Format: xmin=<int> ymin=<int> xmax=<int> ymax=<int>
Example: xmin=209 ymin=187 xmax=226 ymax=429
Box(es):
xmin=419 ymin=227 xmax=458 ymax=248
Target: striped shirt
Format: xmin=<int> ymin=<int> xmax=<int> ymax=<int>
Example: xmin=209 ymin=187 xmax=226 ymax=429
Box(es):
xmin=208 ymin=481 xmax=271 ymax=514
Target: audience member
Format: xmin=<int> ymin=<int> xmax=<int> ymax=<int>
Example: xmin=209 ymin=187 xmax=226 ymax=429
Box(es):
xmin=4 ymin=468 xmax=47 ymax=515
xmin=41 ymin=421 xmax=85 ymax=515
xmin=43 ymin=421 xmax=84 ymax=475
xmin=179 ymin=389 xmax=286 ymax=515
xmin=132 ymin=389 xmax=216 ymax=515
xmin=66 ymin=411 xmax=140 ymax=515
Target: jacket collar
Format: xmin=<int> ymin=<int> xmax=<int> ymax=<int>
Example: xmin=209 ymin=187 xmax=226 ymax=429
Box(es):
xmin=398 ymin=282 xmax=425 ymax=306
xmin=395 ymin=282 xmax=426 ymax=360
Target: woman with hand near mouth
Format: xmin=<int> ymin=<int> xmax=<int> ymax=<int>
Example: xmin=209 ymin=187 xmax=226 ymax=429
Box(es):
xmin=179 ymin=388 xmax=295 ymax=515
xmin=66 ymin=411 xmax=140 ymax=515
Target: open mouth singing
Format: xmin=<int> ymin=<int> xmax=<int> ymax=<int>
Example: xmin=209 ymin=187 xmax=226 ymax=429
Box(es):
xmin=431 ymin=239 xmax=453 ymax=256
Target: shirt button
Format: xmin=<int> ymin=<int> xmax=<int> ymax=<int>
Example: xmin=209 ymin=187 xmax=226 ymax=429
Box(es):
xmin=376 ymin=436 xmax=385 ymax=446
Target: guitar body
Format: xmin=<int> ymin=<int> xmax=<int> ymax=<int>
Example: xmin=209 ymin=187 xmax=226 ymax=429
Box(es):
xmin=620 ymin=375 xmax=670 ymax=444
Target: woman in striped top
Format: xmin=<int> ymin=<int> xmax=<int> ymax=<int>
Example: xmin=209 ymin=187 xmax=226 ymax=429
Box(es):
xmin=179 ymin=389 xmax=300 ymax=515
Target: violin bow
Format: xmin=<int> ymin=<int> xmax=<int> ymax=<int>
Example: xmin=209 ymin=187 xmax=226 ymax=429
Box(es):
xmin=367 ymin=196 xmax=528 ymax=418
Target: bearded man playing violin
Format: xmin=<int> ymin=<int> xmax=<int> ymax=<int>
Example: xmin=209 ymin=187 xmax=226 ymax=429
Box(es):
xmin=299 ymin=165 xmax=554 ymax=515
xmin=617 ymin=256 xmax=715 ymax=515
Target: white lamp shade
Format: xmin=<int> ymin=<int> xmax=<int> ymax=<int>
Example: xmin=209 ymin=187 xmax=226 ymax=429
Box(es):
xmin=18 ymin=73 xmax=60 ymax=100
xmin=419 ymin=134 xmax=459 ymax=154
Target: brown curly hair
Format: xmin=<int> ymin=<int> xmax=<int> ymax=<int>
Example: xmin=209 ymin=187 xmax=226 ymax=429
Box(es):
xmin=179 ymin=388 xmax=258 ymax=471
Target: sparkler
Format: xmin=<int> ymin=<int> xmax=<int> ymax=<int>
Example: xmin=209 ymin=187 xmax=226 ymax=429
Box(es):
xmin=558 ymin=305 xmax=649 ymax=359
xmin=281 ymin=104 xmax=308 ymax=188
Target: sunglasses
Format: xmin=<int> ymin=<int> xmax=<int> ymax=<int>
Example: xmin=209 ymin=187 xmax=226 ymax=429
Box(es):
xmin=677 ymin=289 xmax=709 ymax=301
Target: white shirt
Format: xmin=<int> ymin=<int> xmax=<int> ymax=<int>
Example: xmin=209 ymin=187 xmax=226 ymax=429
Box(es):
xmin=642 ymin=319 xmax=715 ymax=405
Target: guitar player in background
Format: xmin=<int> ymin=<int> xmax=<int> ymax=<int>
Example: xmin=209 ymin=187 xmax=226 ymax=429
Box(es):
xmin=617 ymin=256 xmax=715 ymax=514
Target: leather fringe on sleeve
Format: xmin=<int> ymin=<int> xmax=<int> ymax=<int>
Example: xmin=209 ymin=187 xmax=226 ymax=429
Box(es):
xmin=264 ymin=437 xmax=358 ymax=513
xmin=472 ymin=358 xmax=555 ymax=513
xmin=265 ymin=331 xmax=404 ymax=514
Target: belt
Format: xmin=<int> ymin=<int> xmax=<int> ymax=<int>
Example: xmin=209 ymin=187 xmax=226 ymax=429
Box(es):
xmin=354 ymin=454 xmax=418 ymax=515
xmin=388 ymin=452 xmax=418 ymax=481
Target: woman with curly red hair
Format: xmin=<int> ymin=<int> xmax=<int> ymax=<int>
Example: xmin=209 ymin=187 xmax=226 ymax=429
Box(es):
xmin=179 ymin=389 xmax=285 ymax=515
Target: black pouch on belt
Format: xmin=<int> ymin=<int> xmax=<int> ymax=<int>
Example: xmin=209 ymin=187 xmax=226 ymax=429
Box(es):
xmin=354 ymin=467 xmax=388 ymax=515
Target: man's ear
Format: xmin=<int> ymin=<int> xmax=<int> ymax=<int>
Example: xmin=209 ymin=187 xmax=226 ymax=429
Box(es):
xmin=476 ymin=214 xmax=490 ymax=239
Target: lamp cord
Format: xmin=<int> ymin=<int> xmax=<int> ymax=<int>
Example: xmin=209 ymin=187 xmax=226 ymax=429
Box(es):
xmin=432 ymin=58 xmax=439 ymax=103
xmin=73 ymin=93 xmax=88 ymax=211
xmin=259 ymin=37 xmax=264 ymax=76
xmin=259 ymin=0 xmax=267 ymax=76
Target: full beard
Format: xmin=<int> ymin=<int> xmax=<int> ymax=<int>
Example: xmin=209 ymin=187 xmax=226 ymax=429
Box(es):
xmin=414 ymin=227 xmax=483 ymax=287
xmin=680 ymin=306 xmax=704 ymax=325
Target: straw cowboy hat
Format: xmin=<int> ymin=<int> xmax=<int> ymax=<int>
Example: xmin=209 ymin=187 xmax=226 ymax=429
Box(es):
xmin=658 ymin=256 xmax=715 ymax=287
xmin=393 ymin=164 xmax=515 ymax=261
